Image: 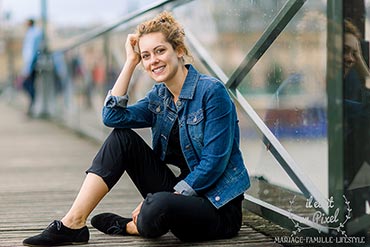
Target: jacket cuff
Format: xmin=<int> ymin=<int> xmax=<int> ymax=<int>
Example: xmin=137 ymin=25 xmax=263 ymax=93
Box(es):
xmin=104 ymin=90 xmax=129 ymax=108
xmin=174 ymin=180 xmax=197 ymax=196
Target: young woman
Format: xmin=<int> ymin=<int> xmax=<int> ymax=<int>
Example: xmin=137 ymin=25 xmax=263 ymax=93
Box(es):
xmin=344 ymin=19 xmax=370 ymax=80
xmin=343 ymin=19 xmax=370 ymax=219
xmin=23 ymin=11 xmax=250 ymax=246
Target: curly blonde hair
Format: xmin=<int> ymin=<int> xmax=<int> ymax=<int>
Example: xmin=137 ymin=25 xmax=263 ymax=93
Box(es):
xmin=135 ymin=11 xmax=191 ymax=59
xmin=344 ymin=19 xmax=361 ymax=39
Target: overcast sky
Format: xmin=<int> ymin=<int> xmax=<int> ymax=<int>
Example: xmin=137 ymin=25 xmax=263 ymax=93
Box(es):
xmin=1 ymin=0 xmax=152 ymax=26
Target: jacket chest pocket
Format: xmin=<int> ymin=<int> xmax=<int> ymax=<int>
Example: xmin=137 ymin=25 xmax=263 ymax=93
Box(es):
xmin=186 ymin=109 xmax=205 ymax=146
xmin=148 ymin=101 xmax=164 ymax=115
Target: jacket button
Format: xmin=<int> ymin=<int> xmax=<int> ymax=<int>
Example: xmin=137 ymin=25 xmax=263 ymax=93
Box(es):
xmin=156 ymin=106 xmax=161 ymax=113
xmin=215 ymin=196 xmax=220 ymax=201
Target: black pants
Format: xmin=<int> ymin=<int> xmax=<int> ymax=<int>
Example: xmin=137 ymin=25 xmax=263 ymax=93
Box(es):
xmin=87 ymin=128 xmax=243 ymax=241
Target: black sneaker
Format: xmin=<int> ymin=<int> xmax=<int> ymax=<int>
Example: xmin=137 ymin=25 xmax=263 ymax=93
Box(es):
xmin=23 ymin=220 xmax=89 ymax=246
xmin=91 ymin=213 xmax=132 ymax=235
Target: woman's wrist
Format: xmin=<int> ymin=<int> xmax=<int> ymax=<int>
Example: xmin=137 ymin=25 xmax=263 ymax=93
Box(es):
xmin=124 ymin=59 xmax=139 ymax=71
xmin=111 ymin=62 xmax=137 ymax=96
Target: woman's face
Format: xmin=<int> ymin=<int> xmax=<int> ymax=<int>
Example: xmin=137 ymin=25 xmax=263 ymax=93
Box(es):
xmin=139 ymin=32 xmax=183 ymax=84
xmin=344 ymin=33 xmax=358 ymax=77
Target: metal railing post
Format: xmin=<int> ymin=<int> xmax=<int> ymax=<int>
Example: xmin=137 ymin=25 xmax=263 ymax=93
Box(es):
xmin=327 ymin=0 xmax=344 ymax=233
xmin=33 ymin=0 xmax=56 ymax=118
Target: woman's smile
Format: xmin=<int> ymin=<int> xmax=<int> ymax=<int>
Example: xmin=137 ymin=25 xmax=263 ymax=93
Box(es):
xmin=152 ymin=65 xmax=166 ymax=75
xmin=139 ymin=32 xmax=183 ymax=85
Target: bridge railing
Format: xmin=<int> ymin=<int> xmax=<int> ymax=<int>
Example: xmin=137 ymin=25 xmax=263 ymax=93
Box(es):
xmin=29 ymin=0 xmax=369 ymax=237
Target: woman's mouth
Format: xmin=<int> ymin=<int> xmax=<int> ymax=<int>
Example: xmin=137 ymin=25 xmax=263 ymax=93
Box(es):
xmin=344 ymin=63 xmax=353 ymax=70
xmin=152 ymin=66 xmax=165 ymax=75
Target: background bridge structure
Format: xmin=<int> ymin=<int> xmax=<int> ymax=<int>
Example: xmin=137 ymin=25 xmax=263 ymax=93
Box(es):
xmin=0 ymin=0 xmax=369 ymax=246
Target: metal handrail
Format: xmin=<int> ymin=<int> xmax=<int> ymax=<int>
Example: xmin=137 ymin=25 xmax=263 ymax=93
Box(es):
xmin=55 ymin=0 xmax=193 ymax=52
xmin=226 ymin=0 xmax=306 ymax=89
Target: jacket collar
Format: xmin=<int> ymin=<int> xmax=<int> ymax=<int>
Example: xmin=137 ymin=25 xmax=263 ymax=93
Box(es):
xmin=178 ymin=64 xmax=200 ymax=100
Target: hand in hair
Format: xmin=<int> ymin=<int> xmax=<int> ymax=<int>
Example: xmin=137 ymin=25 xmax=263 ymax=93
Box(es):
xmin=125 ymin=34 xmax=141 ymax=66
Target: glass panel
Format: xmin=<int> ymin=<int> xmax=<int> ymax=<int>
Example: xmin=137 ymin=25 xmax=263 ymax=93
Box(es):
xmin=236 ymin=104 xmax=300 ymax=191
xmin=236 ymin=0 xmax=328 ymax=197
xmin=174 ymin=0 xmax=287 ymax=76
xmin=47 ymin=1 xmax=146 ymax=48
xmin=58 ymin=23 xmax=156 ymax=140
xmin=58 ymin=36 xmax=114 ymax=139
xmin=344 ymin=0 xmax=370 ymax=223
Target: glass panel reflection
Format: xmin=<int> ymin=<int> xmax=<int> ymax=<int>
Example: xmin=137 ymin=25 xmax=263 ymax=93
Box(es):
xmin=174 ymin=0 xmax=287 ymax=76
xmin=236 ymin=1 xmax=328 ymax=197
xmin=344 ymin=0 xmax=370 ymax=223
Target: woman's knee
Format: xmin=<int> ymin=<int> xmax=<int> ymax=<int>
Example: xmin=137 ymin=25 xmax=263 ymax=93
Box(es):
xmin=143 ymin=192 xmax=173 ymax=211
xmin=139 ymin=192 xmax=173 ymax=222
xmin=106 ymin=128 xmax=143 ymax=154
xmin=137 ymin=192 xmax=173 ymax=238
xmin=111 ymin=128 xmax=137 ymax=141
xmin=88 ymin=128 xmax=140 ymax=189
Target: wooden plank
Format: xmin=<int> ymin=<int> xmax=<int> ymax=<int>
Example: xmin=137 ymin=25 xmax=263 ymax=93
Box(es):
xmin=0 ymin=101 xmax=280 ymax=247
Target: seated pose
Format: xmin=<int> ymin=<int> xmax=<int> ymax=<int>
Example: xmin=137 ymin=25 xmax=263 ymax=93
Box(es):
xmin=23 ymin=11 xmax=250 ymax=246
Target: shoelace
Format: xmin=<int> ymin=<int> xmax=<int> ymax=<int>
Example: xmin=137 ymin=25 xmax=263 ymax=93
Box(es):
xmin=106 ymin=220 xmax=124 ymax=235
xmin=48 ymin=220 xmax=62 ymax=231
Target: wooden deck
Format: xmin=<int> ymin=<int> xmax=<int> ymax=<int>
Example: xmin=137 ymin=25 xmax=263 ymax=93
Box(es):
xmin=0 ymin=100 xmax=282 ymax=247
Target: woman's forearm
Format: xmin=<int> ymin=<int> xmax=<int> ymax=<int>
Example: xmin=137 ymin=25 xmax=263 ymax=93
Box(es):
xmin=111 ymin=34 xmax=141 ymax=96
xmin=111 ymin=61 xmax=137 ymax=96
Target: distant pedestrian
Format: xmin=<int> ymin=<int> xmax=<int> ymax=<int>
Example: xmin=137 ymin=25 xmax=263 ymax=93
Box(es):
xmin=21 ymin=18 xmax=42 ymax=116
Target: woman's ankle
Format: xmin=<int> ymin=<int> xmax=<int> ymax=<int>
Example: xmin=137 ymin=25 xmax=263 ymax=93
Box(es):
xmin=126 ymin=221 xmax=140 ymax=235
xmin=61 ymin=216 xmax=86 ymax=229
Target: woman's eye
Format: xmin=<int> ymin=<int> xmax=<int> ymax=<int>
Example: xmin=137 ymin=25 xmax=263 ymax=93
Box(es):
xmin=142 ymin=54 xmax=149 ymax=60
xmin=156 ymin=49 xmax=165 ymax=54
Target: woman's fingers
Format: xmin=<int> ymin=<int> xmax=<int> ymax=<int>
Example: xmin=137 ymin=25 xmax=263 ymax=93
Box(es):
xmin=125 ymin=34 xmax=141 ymax=64
xmin=132 ymin=201 xmax=143 ymax=225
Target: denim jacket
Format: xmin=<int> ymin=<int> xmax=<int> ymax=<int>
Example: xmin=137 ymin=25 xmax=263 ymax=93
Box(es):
xmin=103 ymin=64 xmax=250 ymax=209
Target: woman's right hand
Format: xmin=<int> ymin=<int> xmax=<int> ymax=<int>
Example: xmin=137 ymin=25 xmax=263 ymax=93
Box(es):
xmin=132 ymin=201 xmax=143 ymax=225
xmin=111 ymin=34 xmax=141 ymax=96
xmin=125 ymin=34 xmax=141 ymax=66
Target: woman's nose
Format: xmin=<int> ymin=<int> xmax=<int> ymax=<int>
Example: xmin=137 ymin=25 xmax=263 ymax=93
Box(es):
xmin=150 ymin=55 xmax=159 ymax=65
xmin=344 ymin=52 xmax=356 ymax=64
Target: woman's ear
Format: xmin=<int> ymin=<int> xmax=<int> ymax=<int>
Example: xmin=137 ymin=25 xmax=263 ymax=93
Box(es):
xmin=176 ymin=46 xmax=185 ymax=58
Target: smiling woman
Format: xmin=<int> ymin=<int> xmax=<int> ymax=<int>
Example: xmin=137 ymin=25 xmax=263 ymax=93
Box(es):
xmin=22 ymin=11 xmax=250 ymax=246
xmin=138 ymin=32 xmax=187 ymax=100
xmin=135 ymin=12 xmax=191 ymax=100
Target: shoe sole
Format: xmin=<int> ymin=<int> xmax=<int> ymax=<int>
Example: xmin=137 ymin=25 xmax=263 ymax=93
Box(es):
xmin=23 ymin=241 xmax=88 ymax=247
